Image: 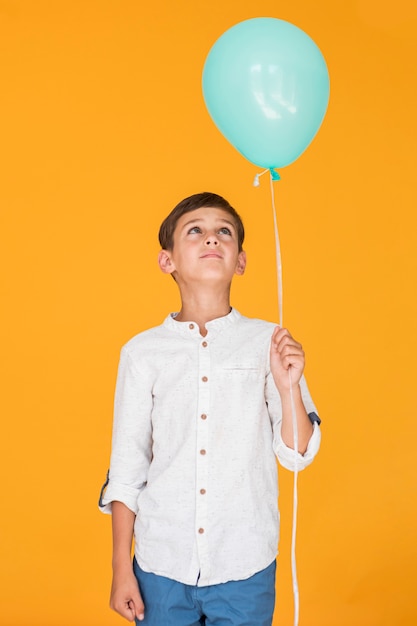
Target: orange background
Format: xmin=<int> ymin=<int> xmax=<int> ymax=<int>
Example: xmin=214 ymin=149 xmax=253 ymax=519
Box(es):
xmin=1 ymin=1 xmax=416 ymax=625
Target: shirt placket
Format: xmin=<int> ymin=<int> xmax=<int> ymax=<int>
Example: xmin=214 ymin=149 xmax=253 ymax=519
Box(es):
xmin=195 ymin=334 xmax=211 ymax=582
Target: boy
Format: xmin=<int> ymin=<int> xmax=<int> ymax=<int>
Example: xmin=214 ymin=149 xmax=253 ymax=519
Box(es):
xmin=99 ymin=192 xmax=321 ymax=625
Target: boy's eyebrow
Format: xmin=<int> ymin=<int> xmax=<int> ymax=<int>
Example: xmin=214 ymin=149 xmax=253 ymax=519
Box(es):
xmin=181 ymin=217 xmax=236 ymax=230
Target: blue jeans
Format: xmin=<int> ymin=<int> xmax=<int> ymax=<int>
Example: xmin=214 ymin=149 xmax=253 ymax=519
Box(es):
xmin=133 ymin=558 xmax=276 ymax=626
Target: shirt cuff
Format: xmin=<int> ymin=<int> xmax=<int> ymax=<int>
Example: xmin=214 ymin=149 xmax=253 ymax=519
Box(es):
xmin=274 ymin=421 xmax=321 ymax=471
xmin=98 ymin=479 xmax=140 ymax=515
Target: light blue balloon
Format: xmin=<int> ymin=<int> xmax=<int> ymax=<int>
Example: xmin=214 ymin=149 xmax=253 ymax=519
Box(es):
xmin=202 ymin=18 xmax=330 ymax=170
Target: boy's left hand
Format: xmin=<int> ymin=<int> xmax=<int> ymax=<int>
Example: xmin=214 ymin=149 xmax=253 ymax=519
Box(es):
xmin=270 ymin=327 xmax=305 ymax=393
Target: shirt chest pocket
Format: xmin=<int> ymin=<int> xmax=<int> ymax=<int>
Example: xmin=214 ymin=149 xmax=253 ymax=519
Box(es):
xmin=218 ymin=360 xmax=265 ymax=380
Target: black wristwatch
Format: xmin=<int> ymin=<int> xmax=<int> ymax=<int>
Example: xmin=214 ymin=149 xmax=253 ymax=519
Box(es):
xmin=308 ymin=411 xmax=321 ymax=426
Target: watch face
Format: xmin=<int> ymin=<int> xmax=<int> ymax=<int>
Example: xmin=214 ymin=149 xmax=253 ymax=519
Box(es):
xmin=308 ymin=412 xmax=321 ymax=425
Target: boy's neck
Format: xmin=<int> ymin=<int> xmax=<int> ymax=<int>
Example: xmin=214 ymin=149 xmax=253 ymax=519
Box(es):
xmin=174 ymin=287 xmax=232 ymax=336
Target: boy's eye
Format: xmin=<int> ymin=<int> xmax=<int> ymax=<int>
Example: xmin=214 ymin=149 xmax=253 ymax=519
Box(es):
xmin=187 ymin=225 xmax=233 ymax=236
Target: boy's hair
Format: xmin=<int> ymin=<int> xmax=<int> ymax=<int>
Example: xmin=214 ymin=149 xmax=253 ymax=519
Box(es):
xmin=159 ymin=192 xmax=245 ymax=252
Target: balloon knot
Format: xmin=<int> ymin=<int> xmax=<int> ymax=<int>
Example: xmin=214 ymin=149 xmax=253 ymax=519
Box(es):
xmin=253 ymin=168 xmax=269 ymax=187
xmin=253 ymin=168 xmax=280 ymax=187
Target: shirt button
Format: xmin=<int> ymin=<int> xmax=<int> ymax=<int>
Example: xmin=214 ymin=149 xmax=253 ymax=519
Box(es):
xmin=202 ymin=376 xmax=208 ymax=382
xmin=202 ymin=341 xmax=208 ymax=347
xmin=198 ymin=528 xmax=205 ymax=534
xmin=200 ymin=449 xmax=206 ymax=455
xmin=200 ymin=488 xmax=206 ymax=495
xmin=200 ymin=413 xmax=207 ymax=420
xmin=189 ymin=323 xmax=195 ymax=330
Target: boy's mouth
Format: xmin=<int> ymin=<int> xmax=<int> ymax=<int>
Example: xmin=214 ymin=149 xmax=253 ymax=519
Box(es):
xmin=201 ymin=253 xmax=222 ymax=259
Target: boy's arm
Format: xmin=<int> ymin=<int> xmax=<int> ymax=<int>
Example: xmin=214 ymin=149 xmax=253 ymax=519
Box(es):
xmin=270 ymin=327 xmax=316 ymax=454
xmin=279 ymin=383 xmax=313 ymax=454
xmin=110 ymin=501 xmax=145 ymax=623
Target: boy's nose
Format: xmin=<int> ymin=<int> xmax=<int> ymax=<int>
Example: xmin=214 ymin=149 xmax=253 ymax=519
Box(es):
xmin=205 ymin=235 xmax=219 ymax=246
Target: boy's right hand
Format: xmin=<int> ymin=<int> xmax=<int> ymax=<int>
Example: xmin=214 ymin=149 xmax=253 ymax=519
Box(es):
xmin=110 ymin=570 xmax=145 ymax=622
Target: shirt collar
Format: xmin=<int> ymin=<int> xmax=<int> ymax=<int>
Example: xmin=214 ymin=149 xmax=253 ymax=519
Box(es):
xmin=163 ymin=307 xmax=241 ymax=338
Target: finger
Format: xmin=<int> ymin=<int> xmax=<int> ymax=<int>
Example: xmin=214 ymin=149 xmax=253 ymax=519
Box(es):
xmin=271 ymin=329 xmax=289 ymax=354
xmin=272 ymin=327 xmax=301 ymax=350
xmin=273 ymin=342 xmax=303 ymax=364
xmin=135 ymin=603 xmax=145 ymax=622
xmin=125 ymin=600 xmax=144 ymax=623
xmin=126 ymin=601 xmax=136 ymax=622
xmin=272 ymin=326 xmax=290 ymax=343
xmin=280 ymin=353 xmax=305 ymax=370
xmin=276 ymin=340 xmax=305 ymax=369
xmin=131 ymin=593 xmax=145 ymax=622
xmin=278 ymin=335 xmax=302 ymax=353
xmin=280 ymin=338 xmax=304 ymax=356
xmin=111 ymin=596 xmax=142 ymax=622
xmin=112 ymin=600 xmax=135 ymax=622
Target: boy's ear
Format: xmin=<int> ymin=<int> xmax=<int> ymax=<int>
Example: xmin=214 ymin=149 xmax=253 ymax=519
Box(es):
xmin=158 ymin=249 xmax=175 ymax=274
xmin=235 ymin=251 xmax=247 ymax=276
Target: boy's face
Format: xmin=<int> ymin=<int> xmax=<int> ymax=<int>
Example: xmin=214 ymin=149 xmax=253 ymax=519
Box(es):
xmin=158 ymin=207 xmax=246 ymax=286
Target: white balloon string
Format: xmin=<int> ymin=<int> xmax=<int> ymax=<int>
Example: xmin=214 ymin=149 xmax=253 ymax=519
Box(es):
xmin=267 ymin=169 xmax=300 ymax=626
xmin=269 ymin=171 xmax=283 ymax=328
xmin=289 ymin=368 xmax=300 ymax=626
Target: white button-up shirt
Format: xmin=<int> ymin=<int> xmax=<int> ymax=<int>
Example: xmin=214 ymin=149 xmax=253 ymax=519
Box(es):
xmin=100 ymin=309 xmax=321 ymax=586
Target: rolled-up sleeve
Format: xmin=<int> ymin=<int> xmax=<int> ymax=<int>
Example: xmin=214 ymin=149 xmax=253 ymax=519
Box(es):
xmin=273 ymin=421 xmax=321 ymax=471
xmin=266 ymin=371 xmax=321 ymax=472
xmin=99 ymin=346 xmax=153 ymax=515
